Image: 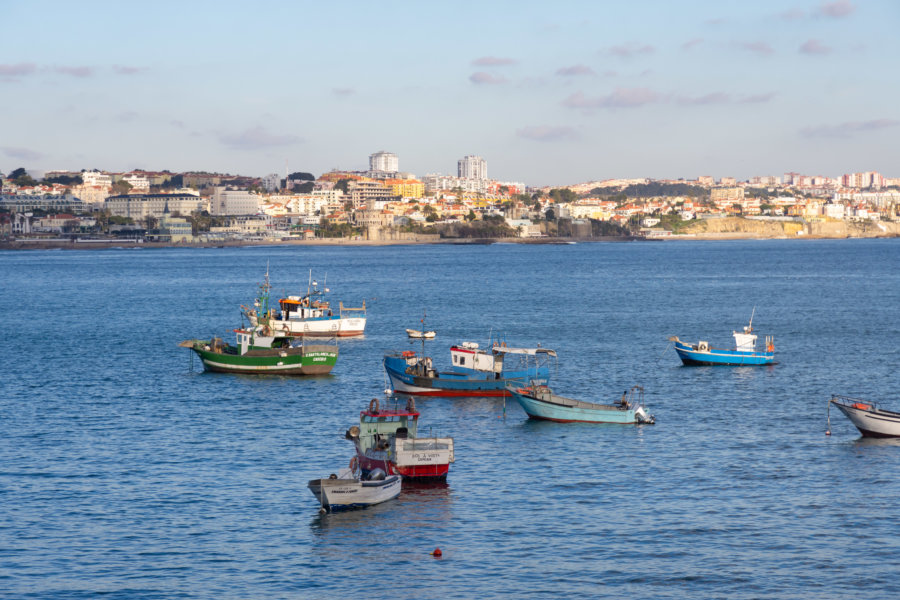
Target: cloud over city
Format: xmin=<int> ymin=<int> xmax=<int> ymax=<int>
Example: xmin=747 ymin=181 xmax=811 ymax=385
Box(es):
xmin=800 ymin=118 xmax=899 ymax=138
xmin=469 ymin=72 xmax=508 ymax=85
xmin=516 ymin=126 xmax=579 ymax=142
xmin=219 ymin=126 xmax=303 ymax=150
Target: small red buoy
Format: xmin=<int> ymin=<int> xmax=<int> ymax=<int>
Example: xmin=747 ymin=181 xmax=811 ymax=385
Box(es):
xmin=826 ymin=430 xmax=831 ymax=436
xmin=431 ymin=547 xmax=442 ymax=557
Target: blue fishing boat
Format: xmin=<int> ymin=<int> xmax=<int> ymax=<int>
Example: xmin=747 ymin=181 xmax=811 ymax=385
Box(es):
xmin=670 ymin=311 xmax=774 ymax=366
xmin=508 ymin=384 xmax=655 ymax=424
xmin=384 ymin=339 xmax=557 ymax=397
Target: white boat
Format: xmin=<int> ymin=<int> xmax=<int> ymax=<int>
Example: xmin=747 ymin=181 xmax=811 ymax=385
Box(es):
xmin=307 ymin=462 xmax=401 ymax=511
xmin=829 ymin=395 xmax=900 ymax=438
xmin=406 ymin=329 xmax=436 ymax=339
xmin=245 ymin=272 xmax=367 ymax=338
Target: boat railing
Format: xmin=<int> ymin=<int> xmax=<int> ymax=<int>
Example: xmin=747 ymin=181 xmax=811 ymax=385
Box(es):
xmin=831 ymin=395 xmax=878 ymax=411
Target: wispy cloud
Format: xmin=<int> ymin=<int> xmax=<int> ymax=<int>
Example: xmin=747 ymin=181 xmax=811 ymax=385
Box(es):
xmin=777 ymin=7 xmax=806 ymax=20
xmin=603 ymin=43 xmax=655 ymax=59
xmin=681 ymin=38 xmax=703 ymax=50
xmin=3 ymin=146 xmax=44 ymax=160
xmin=555 ymin=64 xmax=595 ymax=77
xmin=472 ymin=56 xmax=517 ymax=67
xmin=740 ymin=92 xmax=776 ymax=104
xmin=117 ymin=111 xmax=140 ymax=122
xmin=219 ymin=126 xmax=302 ymax=150
xmin=563 ymin=87 xmax=661 ymax=110
xmin=676 ymin=92 xmax=732 ymax=106
xmin=817 ymin=0 xmax=855 ymax=18
xmin=113 ymin=65 xmax=147 ymax=75
xmin=799 ymin=39 xmax=831 ymax=55
xmin=738 ymin=41 xmax=775 ymax=56
xmin=332 ymin=87 xmax=355 ymax=96
xmin=470 ymin=71 xmax=508 ymax=85
xmin=516 ymin=125 xmax=579 ymax=142
xmin=800 ymin=118 xmax=898 ymax=138
xmin=53 ymin=66 xmax=94 ymax=78
xmin=0 ymin=62 xmax=37 ymax=77
xmin=676 ymin=92 xmax=775 ymax=106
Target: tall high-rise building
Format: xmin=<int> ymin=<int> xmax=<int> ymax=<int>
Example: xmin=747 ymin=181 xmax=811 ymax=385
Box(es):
xmin=369 ymin=151 xmax=399 ymax=173
xmin=458 ymin=155 xmax=487 ymax=180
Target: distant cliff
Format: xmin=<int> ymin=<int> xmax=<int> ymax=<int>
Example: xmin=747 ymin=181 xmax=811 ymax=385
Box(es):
xmin=678 ymin=217 xmax=900 ymax=239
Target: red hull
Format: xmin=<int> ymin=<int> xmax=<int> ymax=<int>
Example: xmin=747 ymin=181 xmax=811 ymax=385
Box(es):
xmin=357 ymin=452 xmax=449 ymax=480
xmin=392 ymin=389 xmax=510 ymax=397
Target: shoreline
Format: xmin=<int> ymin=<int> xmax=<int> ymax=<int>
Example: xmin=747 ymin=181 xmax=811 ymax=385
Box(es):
xmin=1 ymin=231 xmax=898 ymax=251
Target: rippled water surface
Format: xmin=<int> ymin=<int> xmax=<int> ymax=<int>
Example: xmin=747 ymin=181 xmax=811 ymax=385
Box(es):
xmin=2 ymin=239 xmax=900 ymax=598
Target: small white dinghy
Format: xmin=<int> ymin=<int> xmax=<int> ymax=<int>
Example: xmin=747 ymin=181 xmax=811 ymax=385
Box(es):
xmin=308 ymin=458 xmax=401 ymax=512
xmin=406 ymin=329 xmax=436 ymax=339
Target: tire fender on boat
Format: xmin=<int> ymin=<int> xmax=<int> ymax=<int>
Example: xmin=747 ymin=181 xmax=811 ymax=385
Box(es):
xmin=406 ymin=397 xmax=416 ymax=413
xmin=369 ymin=398 xmax=379 ymax=413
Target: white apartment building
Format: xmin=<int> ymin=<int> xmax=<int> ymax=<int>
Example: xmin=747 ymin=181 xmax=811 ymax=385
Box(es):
xmin=71 ymin=184 xmax=110 ymax=207
xmin=105 ymin=194 xmax=206 ymax=220
xmin=211 ymin=187 xmax=261 ymax=215
xmin=82 ymin=170 xmax=112 ymax=187
xmin=262 ymin=173 xmax=282 ymax=192
xmin=458 ymin=155 xmax=487 ymax=180
xmin=369 ymin=151 xmax=399 ymax=173
xmin=122 ymin=173 xmax=150 ymax=192
xmin=423 ymin=174 xmax=488 ymax=194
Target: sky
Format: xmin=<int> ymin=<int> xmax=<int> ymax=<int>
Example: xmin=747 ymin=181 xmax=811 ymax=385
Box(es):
xmin=1 ymin=0 xmax=898 ymax=186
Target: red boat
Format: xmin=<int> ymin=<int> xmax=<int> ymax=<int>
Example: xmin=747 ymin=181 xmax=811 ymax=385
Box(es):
xmin=345 ymin=397 xmax=454 ymax=481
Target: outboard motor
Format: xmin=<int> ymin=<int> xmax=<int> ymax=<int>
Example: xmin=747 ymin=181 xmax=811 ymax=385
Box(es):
xmin=635 ymin=406 xmax=656 ymax=425
xmin=367 ymin=468 xmax=386 ymax=481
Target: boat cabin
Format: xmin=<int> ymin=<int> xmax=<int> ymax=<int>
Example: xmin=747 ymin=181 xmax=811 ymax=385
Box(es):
xmin=279 ymin=295 xmax=333 ymax=320
xmin=356 ymin=402 xmax=420 ymax=454
xmin=450 ymin=342 xmax=502 ymax=373
xmin=732 ymin=327 xmax=757 ymax=352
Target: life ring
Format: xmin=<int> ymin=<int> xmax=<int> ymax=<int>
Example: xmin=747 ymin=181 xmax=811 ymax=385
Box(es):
xmin=501 ymin=342 xmax=507 ymax=348
xmin=406 ymin=397 xmax=416 ymax=413
xmin=261 ymin=326 xmax=271 ymax=336
xmin=349 ymin=456 xmax=358 ymax=471
xmin=368 ymin=398 xmax=379 ymax=413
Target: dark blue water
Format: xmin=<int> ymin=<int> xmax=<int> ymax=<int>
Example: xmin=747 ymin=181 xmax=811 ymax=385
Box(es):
xmin=2 ymin=239 xmax=899 ymax=599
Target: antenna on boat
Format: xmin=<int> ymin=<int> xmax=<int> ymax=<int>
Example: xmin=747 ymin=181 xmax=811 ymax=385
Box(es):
xmin=747 ymin=306 xmax=756 ymax=333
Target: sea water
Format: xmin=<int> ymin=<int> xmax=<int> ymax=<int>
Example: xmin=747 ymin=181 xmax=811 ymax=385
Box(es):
xmin=1 ymin=239 xmax=899 ymax=599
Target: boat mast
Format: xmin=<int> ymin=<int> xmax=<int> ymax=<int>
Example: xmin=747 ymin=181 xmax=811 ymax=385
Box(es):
xmin=748 ymin=306 xmax=756 ymax=333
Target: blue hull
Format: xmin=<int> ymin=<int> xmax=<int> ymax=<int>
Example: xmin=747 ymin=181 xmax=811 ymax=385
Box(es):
xmin=510 ymin=390 xmax=643 ymax=423
xmin=674 ymin=341 xmax=774 ymax=366
xmin=384 ymin=355 xmax=549 ymax=397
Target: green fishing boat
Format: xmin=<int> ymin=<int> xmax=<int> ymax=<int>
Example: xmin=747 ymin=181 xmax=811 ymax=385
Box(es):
xmin=180 ymin=269 xmax=339 ymax=376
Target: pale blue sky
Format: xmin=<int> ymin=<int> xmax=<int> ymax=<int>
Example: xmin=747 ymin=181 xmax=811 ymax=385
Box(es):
xmin=1 ymin=0 xmax=897 ymax=185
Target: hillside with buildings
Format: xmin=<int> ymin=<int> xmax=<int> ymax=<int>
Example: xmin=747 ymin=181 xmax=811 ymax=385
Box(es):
xmin=1 ymin=157 xmax=898 ymax=246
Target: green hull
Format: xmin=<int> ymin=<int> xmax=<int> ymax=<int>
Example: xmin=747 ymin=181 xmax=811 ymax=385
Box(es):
xmin=189 ymin=341 xmax=338 ymax=375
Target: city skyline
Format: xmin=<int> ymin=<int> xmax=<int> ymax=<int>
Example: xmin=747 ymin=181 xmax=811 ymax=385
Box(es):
xmin=1 ymin=0 xmax=897 ymax=186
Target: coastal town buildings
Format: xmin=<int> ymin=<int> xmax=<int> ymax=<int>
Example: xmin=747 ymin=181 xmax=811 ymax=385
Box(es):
xmin=105 ymin=193 xmax=206 ymax=220
xmin=458 ymin=155 xmax=487 ymax=180
xmin=369 ymin=151 xmax=399 ymax=174
xmin=211 ymin=187 xmax=261 ymax=216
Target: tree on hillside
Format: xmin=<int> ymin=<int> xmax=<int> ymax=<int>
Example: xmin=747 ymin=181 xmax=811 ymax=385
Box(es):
xmin=292 ymin=181 xmax=315 ymax=193
xmin=548 ymin=188 xmax=577 ymax=203
xmin=288 ymin=171 xmax=315 ymax=181
xmin=111 ymin=180 xmax=133 ymax=195
xmin=335 ymin=178 xmax=352 ymax=194
xmin=9 ymin=167 xmax=37 ymax=187
xmin=44 ymin=173 xmax=83 ymax=186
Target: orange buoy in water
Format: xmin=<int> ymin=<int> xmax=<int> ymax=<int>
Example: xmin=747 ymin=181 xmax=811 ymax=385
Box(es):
xmin=431 ymin=548 xmax=442 ymax=557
